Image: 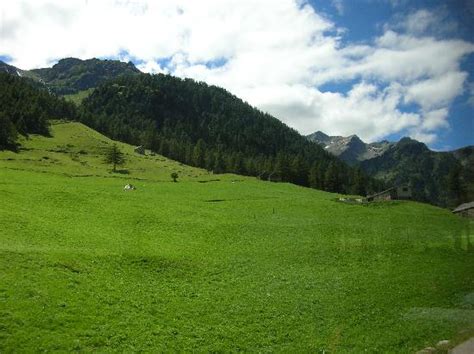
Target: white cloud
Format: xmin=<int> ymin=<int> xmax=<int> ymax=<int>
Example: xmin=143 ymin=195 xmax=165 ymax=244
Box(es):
xmin=409 ymin=130 xmax=437 ymax=144
xmin=331 ymin=0 xmax=344 ymax=15
xmin=405 ymin=72 xmax=468 ymax=110
xmin=245 ymin=82 xmax=420 ymax=141
xmin=388 ymin=8 xmax=458 ymax=36
xmin=420 ymin=108 xmax=450 ymax=131
xmin=0 ymin=0 xmax=472 ymax=145
xmin=136 ymin=60 xmax=167 ymax=74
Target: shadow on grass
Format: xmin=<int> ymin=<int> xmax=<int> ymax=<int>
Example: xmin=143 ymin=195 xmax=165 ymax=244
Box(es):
xmin=113 ymin=169 xmax=130 ymax=174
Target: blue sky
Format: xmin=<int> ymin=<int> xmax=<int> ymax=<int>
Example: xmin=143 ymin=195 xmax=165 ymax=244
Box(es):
xmin=308 ymin=0 xmax=474 ymax=150
xmin=0 ymin=0 xmax=473 ymax=150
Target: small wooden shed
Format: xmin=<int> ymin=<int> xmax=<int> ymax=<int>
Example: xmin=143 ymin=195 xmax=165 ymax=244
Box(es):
xmin=452 ymin=201 xmax=474 ymax=218
xmin=134 ymin=146 xmax=145 ymax=155
xmin=366 ymin=186 xmax=412 ymax=202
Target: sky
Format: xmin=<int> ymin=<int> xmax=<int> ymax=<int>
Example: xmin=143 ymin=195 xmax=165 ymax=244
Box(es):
xmin=0 ymin=0 xmax=473 ymax=150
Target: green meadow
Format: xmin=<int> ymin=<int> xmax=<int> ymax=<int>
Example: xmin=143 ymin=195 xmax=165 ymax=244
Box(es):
xmin=0 ymin=122 xmax=473 ymax=352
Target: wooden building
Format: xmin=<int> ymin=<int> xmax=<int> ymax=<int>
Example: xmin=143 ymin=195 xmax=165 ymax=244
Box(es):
xmin=452 ymin=201 xmax=474 ymax=219
xmin=366 ymin=186 xmax=412 ymax=202
xmin=134 ymin=145 xmax=145 ymax=155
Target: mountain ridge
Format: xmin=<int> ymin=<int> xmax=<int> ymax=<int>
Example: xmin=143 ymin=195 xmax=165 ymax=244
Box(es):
xmin=307 ymin=131 xmax=394 ymax=165
xmin=0 ymin=57 xmax=141 ymax=95
xmin=307 ymin=130 xmax=471 ymax=163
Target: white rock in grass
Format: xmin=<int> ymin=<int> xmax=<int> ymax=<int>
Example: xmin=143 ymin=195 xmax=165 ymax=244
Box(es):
xmin=436 ymin=339 xmax=450 ymax=348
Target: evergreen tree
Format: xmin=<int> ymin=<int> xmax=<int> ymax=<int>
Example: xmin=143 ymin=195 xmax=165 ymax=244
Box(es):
xmin=351 ymin=167 xmax=367 ymax=196
xmin=275 ymin=152 xmax=291 ymax=182
xmin=104 ymin=144 xmax=125 ymax=172
xmin=213 ymin=151 xmax=225 ymax=174
xmin=171 ymin=172 xmax=179 ymax=182
xmin=324 ymin=162 xmax=341 ymax=193
xmin=0 ymin=112 xmax=17 ymax=149
xmin=193 ymin=139 xmax=206 ymax=167
xmin=308 ymin=162 xmax=323 ymax=189
xmin=290 ymin=154 xmax=308 ymax=186
xmin=158 ymin=139 xmax=169 ymax=156
xmin=447 ymin=165 xmax=464 ymax=207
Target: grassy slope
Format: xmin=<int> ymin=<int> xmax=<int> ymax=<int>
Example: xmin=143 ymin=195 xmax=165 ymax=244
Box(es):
xmin=0 ymin=122 xmax=473 ymax=352
xmin=0 ymin=121 xmax=215 ymax=181
xmin=63 ymin=88 xmax=94 ymax=105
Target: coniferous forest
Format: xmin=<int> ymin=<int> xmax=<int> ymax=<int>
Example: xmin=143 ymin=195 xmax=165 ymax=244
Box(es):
xmin=0 ymin=72 xmax=77 ymax=149
xmin=79 ymin=74 xmax=381 ymax=194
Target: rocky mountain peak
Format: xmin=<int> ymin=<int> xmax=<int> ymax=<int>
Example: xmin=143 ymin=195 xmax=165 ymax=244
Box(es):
xmin=307 ymin=131 xmax=393 ymax=165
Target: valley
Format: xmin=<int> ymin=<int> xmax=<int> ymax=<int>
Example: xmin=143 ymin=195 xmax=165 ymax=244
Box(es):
xmin=0 ymin=122 xmax=473 ymax=351
xmin=2 ymin=0 xmax=474 ymax=351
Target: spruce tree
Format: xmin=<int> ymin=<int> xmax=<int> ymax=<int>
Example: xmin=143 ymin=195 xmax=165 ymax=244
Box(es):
xmin=0 ymin=113 xmax=17 ymax=149
xmin=193 ymin=139 xmax=206 ymax=167
xmin=324 ymin=162 xmax=341 ymax=193
xmin=447 ymin=165 xmax=464 ymax=207
xmin=104 ymin=144 xmax=125 ymax=172
xmin=352 ymin=167 xmax=367 ymax=196
xmin=308 ymin=163 xmax=321 ymax=189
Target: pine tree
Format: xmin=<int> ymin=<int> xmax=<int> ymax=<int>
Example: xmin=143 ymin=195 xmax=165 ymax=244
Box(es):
xmin=447 ymin=165 xmax=464 ymax=207
xmin=192 ymin=139 xmax=206 ymax=167
xmin=308 ymin=162 xmax=322 ymax=189
xmin=171 ymin=172 xmax=179 ymax=182
xmin=351 ymin=167 xmax=367 ymax=196
xmin=275 ymin=152 xmax=291 ymax=182
xmin=290 ymin=154 xmax=308 ymax=186
xmin=324 ymin=162 xmax=341 ymax=193
xmin=104 ymin=144 xmax=125 ymax=172
xmin=0 ymin=113 xmax=17 ymax=149
xmin=213 ymin=151 xmax=225 ymax=174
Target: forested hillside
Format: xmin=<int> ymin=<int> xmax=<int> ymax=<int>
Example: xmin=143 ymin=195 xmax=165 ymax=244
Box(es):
xmin=360 ymin=138 xmax=470 ymax=207
xmin=79 ymin=74 xmax=381 ymax=195
xmin=0 ymin=73 xmax=76 ymax=149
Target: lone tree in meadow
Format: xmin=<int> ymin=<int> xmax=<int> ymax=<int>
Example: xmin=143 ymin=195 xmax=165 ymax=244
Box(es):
xmin=104 ymin=144 xmax=125 ymax=172
xmin=171 ymin=172 xmax=178 ymax=182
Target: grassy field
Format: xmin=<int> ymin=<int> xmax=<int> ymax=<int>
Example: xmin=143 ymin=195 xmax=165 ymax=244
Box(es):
xmin=0 ymin=122 xmax=473 ymax=352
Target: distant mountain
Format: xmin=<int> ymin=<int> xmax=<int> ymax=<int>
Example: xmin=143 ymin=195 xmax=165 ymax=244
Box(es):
xmin=30 ymin=58 xmax=141 ymax=95
xmin=0 ymin=61 xmax=42 ymax=81
xmin=0 ymin=61 xmax=22 ymax=76
xmin=308 ymin=131 xmax=473 ymax=207
xmin=0 ymin=58 xmax=141 ymax=95
xmin=307 ymin=131 xmax=393 ymax=165
xmin=452 ymin=145 xmax=474 ymax=171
